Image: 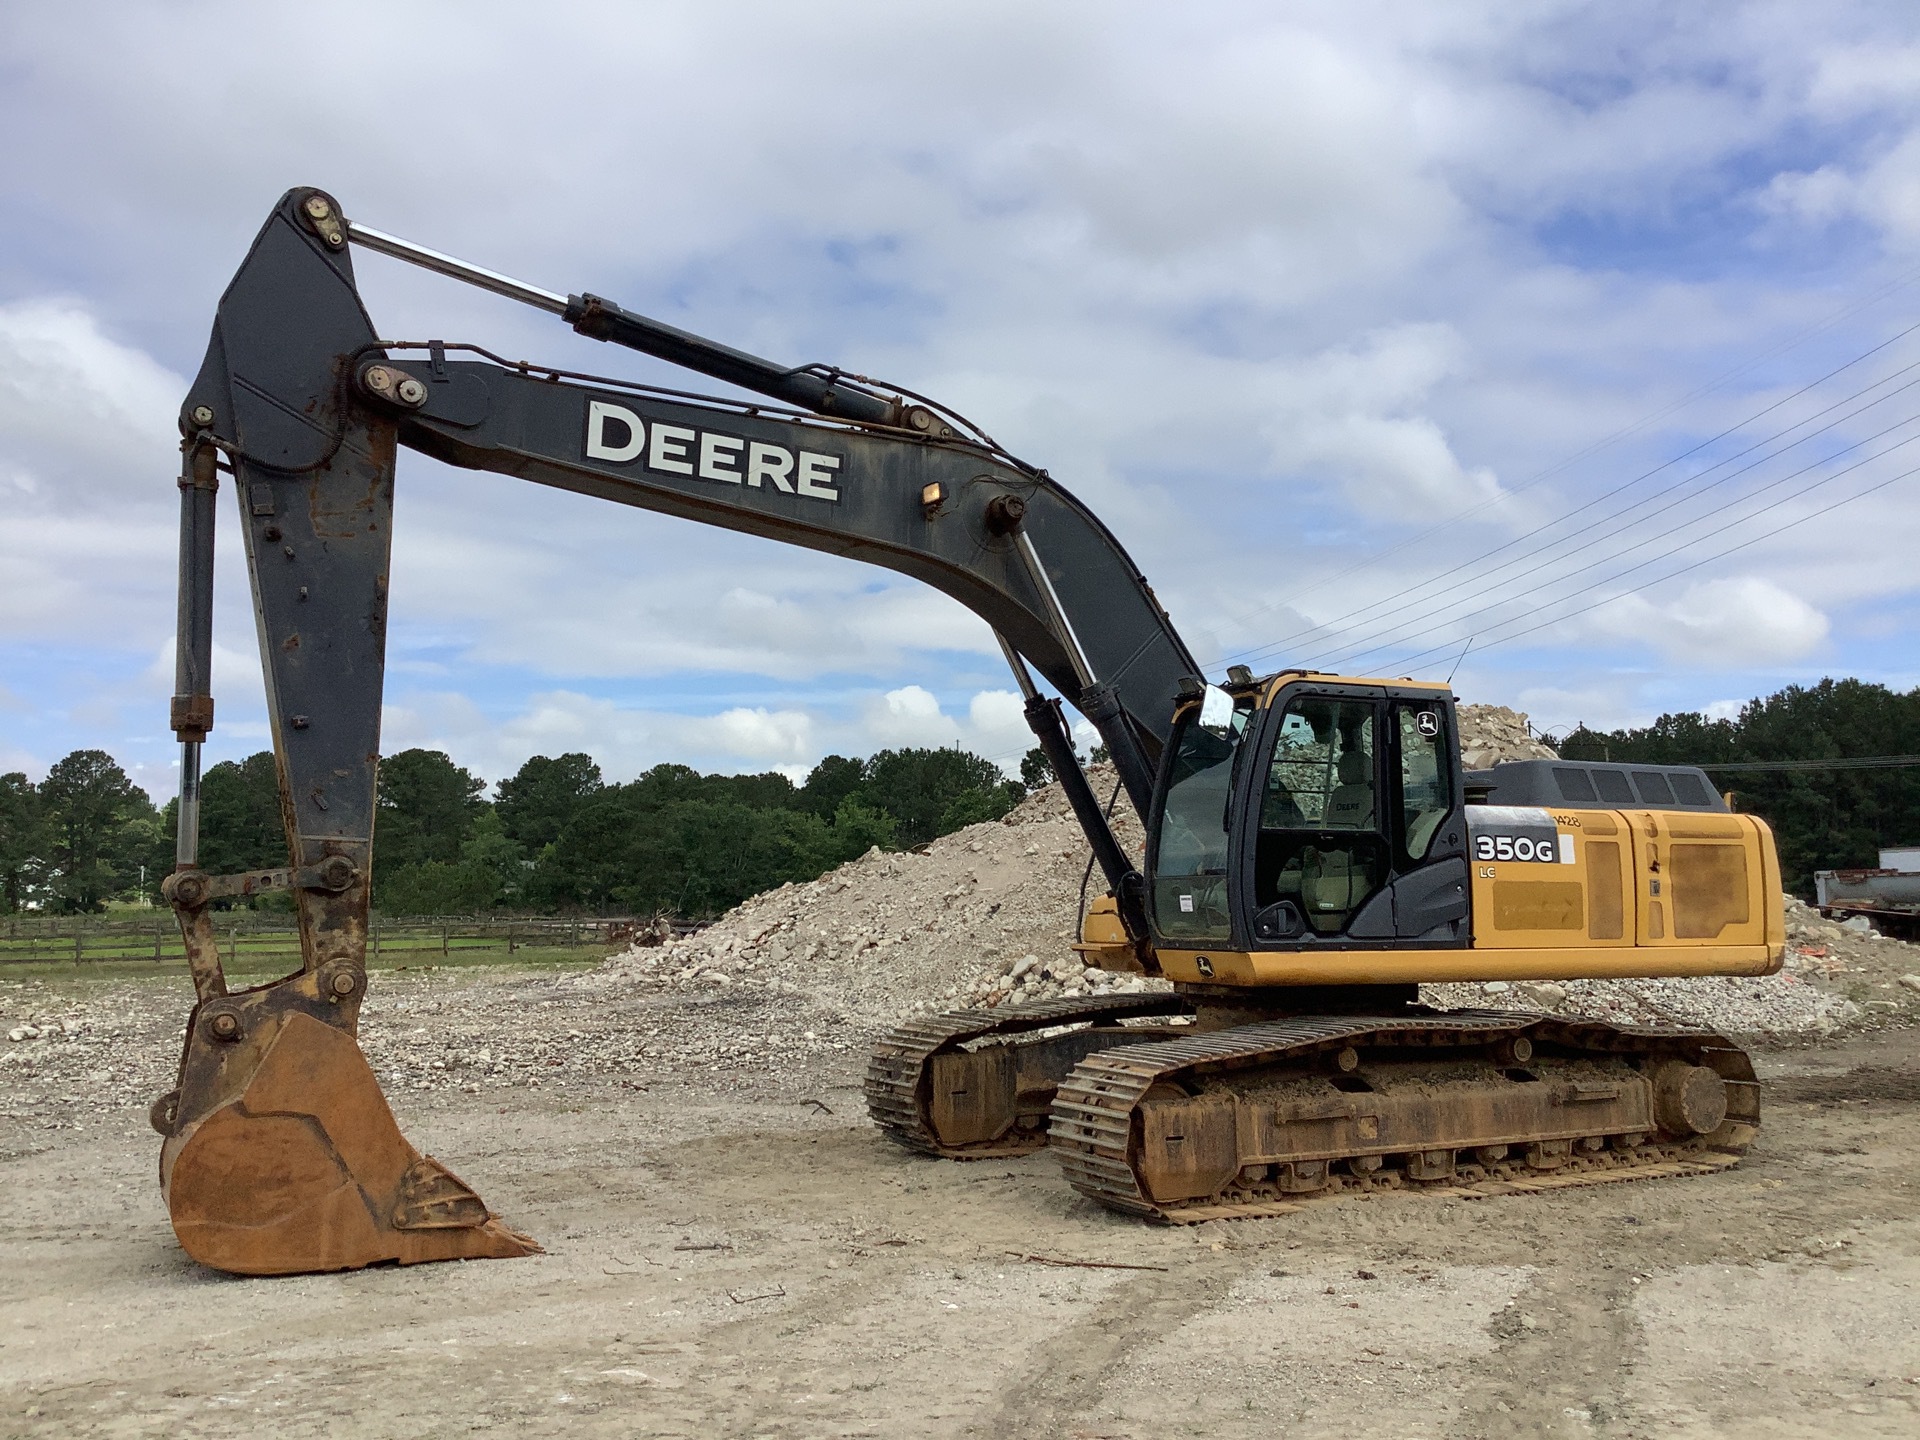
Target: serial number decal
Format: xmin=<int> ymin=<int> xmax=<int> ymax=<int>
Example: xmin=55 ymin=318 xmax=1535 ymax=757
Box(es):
xmin=584 ymin=399 xmax=843 ymax=502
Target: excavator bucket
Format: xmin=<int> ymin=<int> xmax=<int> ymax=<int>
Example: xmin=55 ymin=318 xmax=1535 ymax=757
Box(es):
xmin=151 ymin=871 xmax=538 ymax=1276
xmin=153 ymin=965 xmax=538 ymax=1276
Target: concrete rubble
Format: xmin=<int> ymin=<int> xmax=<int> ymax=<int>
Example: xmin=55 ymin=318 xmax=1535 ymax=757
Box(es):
xmin=1419 ymin=898 xmax=1910 ymax=1038
xmin=1456 ymin=703 xmax=1559 ymax=770
xmin=590 ymin=764 xmax=1168 ymax=1024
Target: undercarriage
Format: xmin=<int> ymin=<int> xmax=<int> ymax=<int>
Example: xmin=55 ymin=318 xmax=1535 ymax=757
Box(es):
xmin=865 ymin=989 xmax=1757 ymax=1222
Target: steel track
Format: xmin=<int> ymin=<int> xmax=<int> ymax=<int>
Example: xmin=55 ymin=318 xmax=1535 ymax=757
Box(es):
xmin=1048 ymin=1010 xmax=1759 ymax=1222
xmin=863 ymin=992 xmax=1196 ymax=1157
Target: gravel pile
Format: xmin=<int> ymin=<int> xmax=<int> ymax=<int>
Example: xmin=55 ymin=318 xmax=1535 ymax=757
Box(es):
xmin=1457 ymin=704 xmax=1558 ymax=769
xmin=0 ymin=775 xmax=1158 ymax=1128
xmin=0 ymin=962 xmax=870 ymax=1129
xmin=1781 ymin=895 xmax=1908 ymax=974
xmin=1419 ymin=973 xmax=1863 ymax=1043
xmin=1 ymin=977 xmax=216 ymax=1129
xmin=586 ymin=767 xmax=1173 ymax=1025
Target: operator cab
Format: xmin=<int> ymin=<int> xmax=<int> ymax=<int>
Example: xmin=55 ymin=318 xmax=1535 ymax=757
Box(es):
xmin=1147 ymin=672 xmax=1471 ymax=953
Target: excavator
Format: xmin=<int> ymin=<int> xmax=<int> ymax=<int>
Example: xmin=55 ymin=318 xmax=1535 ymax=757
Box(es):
xmin=151 ymin=188 xmax=1784 ymax=1274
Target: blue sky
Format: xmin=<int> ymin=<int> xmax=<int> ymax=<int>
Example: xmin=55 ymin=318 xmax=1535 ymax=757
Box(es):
xmin=4 ymin=2 xmax=1920 ymax=803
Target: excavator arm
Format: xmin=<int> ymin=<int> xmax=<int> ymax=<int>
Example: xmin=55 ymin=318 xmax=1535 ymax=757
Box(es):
xmin=154 ymin=188 xmax=1197 ymax=1274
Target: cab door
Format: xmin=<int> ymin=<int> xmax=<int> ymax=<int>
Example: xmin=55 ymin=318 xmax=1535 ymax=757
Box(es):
xmin=1366 ymin=696 xmax=1472 ymax=943
xmin=1240 ymin=682 xmax=1469 ymax=949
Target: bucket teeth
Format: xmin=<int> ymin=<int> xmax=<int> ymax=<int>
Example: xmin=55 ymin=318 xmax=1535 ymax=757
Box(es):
xmin=392 ymin=1157 xmax=494 ymax=1230
xmin=162 ymin=1004 xmax=538 ymax=1276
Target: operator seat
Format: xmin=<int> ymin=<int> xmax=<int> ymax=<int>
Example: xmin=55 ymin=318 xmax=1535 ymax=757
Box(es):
xmin=1299 ymin=749 xmax=1378 ymax=930
xmin=1323 ymin=749 xmax=1374 ymax=829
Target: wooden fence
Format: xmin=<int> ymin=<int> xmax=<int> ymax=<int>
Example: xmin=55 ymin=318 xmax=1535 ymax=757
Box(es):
xmin=0 ymin=912 xmax=685 ymax=970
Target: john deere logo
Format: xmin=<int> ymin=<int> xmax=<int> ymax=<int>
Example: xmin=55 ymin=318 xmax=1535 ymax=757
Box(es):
xmin=584 ymin=399 xmax=842 ymax=501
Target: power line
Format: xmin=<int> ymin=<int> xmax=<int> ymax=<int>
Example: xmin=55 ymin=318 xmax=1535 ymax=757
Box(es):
xmin=1219 ymin=317 xmax=1920 ymax=670
xmin=1297 ymin=379 xmax=1920 ymax=674
xmin=1310 ymin=414 xmax=1920 ymax=675
xmin=1292 ymin=356 xmax=1920 ymax=668
xmin=1388 ymin=455 xmax=1920 ymax=673
xmin=1381 ymin=455 xmax=1920 ymax=673
xmin=1699 ymin=755 xmax=1920 ymax=772
xmin=1209 ymin=285 xmax=1920 ymax=664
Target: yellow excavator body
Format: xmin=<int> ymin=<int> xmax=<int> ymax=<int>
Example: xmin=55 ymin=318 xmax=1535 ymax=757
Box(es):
xmin=1151 ymin=808 xmax=1784 ymax=985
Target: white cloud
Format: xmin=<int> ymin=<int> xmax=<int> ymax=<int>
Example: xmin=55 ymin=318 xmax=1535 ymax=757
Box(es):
xmin=5 ymin=3 xmax=1920 ymax=783
xmin=866 ymin=685 xmax=943 ymax=738
xmin=967 ymin=688 xmax=1026 ymax=735
xmin=1589 ymin=575 xmax=1829 ymax=668
xmin=376 ymin=681 xmax=1036 ymax=789
xmin=1764 ymin=132 xmax=1920 ymax=247
xmin=1763 ymin=164 xmax=1860 ymax=228
xmin=1257 ymin=324 xmax=1505 ymax=517
xmin=856 ymin=685 xmax=1029 ymax=759
xmin=0 ymin=302 xmax=191 ymax=651
xmin=0 ymin=301 xmax=180 ymax=480
xmin=1844 ymin=133 xmax=1920 ymax=247
xmin=1805 ymin=42 xmax=1920 ymax=116
xmin=709 ymin=706 xmax=814 ymax=764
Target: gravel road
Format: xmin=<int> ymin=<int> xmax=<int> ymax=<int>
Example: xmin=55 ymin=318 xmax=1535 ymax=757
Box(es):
xmin=2 ymin=964 xmax=1918 ymax=1438
xmin=6 ymin=770 xmax=1919 ymax=1436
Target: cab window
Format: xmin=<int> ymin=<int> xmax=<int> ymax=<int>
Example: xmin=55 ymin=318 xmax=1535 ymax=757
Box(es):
xmin=1255 ymin=697 xmax=1384 ymax=934
xmin=1152 ymin=689 xmax=1255 ymax=941
xmin=1396 ymin=703 xmax=1452 ymax=861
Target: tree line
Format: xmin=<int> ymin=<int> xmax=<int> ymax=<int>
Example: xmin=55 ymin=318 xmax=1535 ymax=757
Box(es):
xmin=1559 ymin=677 xmax=1920 ymax=895
xmin=12 ymin=675 xmax=1909 ymax=917
xmin=0 ymin=745 xmax=1026 ymax=918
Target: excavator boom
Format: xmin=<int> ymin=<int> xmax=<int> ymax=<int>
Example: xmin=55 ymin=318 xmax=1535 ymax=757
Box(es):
xmin=156 ymin=188 xmax=1194 ymax=1273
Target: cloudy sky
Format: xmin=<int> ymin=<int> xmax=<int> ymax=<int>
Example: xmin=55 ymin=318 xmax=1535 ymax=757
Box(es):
xmin=5 ymin=2 xmax=1920 ymax=802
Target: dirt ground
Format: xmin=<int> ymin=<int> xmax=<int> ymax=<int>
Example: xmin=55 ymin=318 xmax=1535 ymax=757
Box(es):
xmin=3 ymin=971 xmax=1919 ymax=1440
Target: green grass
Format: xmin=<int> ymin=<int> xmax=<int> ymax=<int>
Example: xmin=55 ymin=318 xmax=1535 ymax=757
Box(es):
xmin=0 ymin=906 xmax=632 ymax=983
xmin=0 ymin=943 xmax=610 ymax=982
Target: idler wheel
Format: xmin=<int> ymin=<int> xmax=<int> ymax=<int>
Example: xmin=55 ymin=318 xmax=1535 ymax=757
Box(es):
xmin=1651 ymin=1061 xmax=1728 ymax=1137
